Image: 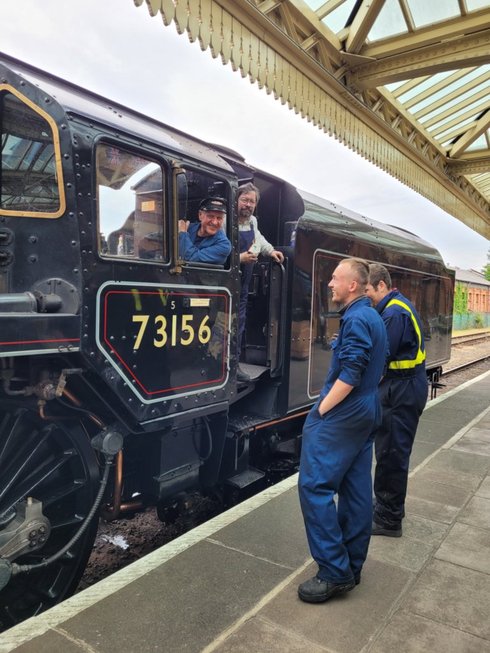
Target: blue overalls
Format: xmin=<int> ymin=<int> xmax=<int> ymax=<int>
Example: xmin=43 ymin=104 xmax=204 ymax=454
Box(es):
xmin=373 ymin=290 xmax=428 ymax=530
xmin=238 ymin=227 xmax=255 ymax=355
xmin=299 ymin=296 xmax=388 ymax=583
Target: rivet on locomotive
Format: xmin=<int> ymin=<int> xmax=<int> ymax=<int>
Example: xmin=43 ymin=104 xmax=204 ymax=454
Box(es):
xmin=0 ymin=53 xmax=454 ymax=627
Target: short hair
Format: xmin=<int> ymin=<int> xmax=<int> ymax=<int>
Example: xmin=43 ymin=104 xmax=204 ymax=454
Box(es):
xmin=340 ymin=257 xmax=369 ymax=287
xmin=237 ymin=182 xmax=260 ymax=203
xmin=368 ymin=263 xmax=392 ymax=290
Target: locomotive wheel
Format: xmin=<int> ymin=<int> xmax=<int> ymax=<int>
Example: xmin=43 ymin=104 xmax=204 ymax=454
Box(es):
xmin=0 ymin=409 xmax=100 ymax=630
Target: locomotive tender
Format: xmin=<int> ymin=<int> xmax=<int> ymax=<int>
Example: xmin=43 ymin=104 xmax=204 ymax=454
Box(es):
xmin=0 ymin=53 xmax=454 ymax=626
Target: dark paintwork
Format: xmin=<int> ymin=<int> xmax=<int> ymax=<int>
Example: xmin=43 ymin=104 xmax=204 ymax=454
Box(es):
xmin=0 ymin=54 xmax=454 ymax=621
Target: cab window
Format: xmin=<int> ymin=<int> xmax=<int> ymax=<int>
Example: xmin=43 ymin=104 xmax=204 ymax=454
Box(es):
xmin=97 ymin=143 xmax=165 ymax=261
xmin=1 ymin=90 xmax=64 ymax=217
xmin=177 ymin=167 xmax=230 ymax=267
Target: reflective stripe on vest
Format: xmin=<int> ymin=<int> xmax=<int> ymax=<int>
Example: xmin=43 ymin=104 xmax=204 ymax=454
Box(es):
xmin=386 ymin=298 xmax=426 ymax=370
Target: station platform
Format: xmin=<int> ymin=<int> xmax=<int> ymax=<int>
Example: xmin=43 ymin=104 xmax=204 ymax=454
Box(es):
xmin=2 ymin=371 xmax=490 ymax=653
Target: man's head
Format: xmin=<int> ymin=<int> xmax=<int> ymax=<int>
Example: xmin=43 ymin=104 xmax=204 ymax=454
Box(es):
xmin=197 ymin=197 xmax=227 ymax=237
xmin=236 ymin=183 xmax=260 ymax=222
xmin=328 ymin=258 xmax=369 ymax=306
xmin=366 ymin=263 xmax=392 ymax=306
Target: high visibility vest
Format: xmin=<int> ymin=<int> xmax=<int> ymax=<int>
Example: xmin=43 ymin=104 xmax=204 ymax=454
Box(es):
xmin=386 ymin=298 xmax=426 ymax=370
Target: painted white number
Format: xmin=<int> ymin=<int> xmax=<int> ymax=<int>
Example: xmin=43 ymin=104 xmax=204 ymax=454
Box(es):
xmin=132 ymin=315 xmax=149 ymax=349
xmin=154 ymin=315 xmax=168 ymax=348
xmin=132 ymin=313 xmax=212 ymax=349
xmin=180 ymin=314 xmax=195 ymax=345
xmin=198 ymin=315 xmax=211 ymax=344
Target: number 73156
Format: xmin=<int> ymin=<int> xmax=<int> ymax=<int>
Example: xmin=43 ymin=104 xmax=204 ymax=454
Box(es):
xmin=132 ymin=314 xmax=211 ymax=349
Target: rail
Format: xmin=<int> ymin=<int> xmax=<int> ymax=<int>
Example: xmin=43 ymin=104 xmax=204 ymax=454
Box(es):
xmin=443 ymin=354 xmax=490 ymax=376
xmin=451 ymin=332 xmax=490 ymax=346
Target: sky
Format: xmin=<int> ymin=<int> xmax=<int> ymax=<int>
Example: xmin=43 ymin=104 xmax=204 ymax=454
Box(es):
xmin=1 ymin=0 xmax=488 ymax=271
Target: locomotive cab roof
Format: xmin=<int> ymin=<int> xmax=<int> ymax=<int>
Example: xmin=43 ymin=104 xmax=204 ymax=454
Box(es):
xmin=0 ymin=51 xmax=234 ymax=174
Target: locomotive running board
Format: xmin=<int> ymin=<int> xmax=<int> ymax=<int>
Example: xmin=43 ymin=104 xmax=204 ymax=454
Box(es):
xmin=225 ymin=467 xmax=265 ymax=490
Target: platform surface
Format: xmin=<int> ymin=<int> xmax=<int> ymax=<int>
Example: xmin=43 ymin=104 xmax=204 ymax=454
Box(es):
xmin=2 ymin=371 xmax=490 ymax=653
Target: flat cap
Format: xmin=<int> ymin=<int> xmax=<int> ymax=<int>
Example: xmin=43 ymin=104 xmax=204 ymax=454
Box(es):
xmin=199 ymin=197 xmax=227 ymax=213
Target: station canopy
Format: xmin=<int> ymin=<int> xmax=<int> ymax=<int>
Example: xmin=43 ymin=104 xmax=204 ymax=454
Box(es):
xmin=135 ymin=0 xmax=490 ymax=240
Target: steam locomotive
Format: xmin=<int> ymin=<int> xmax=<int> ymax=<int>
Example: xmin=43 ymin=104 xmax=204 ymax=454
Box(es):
xmin=0 ymin=53 xmax=454 ymax=627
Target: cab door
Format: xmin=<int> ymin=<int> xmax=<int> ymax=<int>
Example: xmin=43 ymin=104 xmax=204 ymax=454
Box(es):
xmin=79 ymin=138 xmax=234 ymax=424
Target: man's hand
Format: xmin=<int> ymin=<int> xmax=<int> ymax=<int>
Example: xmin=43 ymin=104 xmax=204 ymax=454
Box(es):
xmin=271 ymin=250 xmax=284 ymax=263
xmin=178 ymin=219 xmax=190 ymax=233
xmin=240 ymin=251 xmax=258 ymax=264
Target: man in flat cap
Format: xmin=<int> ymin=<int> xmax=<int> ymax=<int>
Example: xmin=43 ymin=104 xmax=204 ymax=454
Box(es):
xmin=179 ymin=197 xmax=232 ymax=265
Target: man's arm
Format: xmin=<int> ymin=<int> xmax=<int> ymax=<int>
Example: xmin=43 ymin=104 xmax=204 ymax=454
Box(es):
xmin=179 ymin=231 xmax=231 ymax=264
xmin=252 ymin=217 xmax=285 ymax=263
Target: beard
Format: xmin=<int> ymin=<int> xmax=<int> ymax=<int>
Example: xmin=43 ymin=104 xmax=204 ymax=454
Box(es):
xmin=238 ymin=206 xmax=253 ymax=219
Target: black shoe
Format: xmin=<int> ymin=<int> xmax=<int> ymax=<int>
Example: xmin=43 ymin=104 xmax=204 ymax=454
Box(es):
xmin=236 ymin=367 xmax=251 ymax=383
xmin=371 ymin=522 xmax=402 ymax=537
xmin=298 ymin=575 xmax=355 ymax=603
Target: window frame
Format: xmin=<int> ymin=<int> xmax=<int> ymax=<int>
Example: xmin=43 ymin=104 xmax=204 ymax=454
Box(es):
xmin=172 ymin=163 xmax=233 ymax=270
xmin=0 ymin=84 xmax=66 ymax=219
xmin=95 ymin=139 xmax=168 ymax=264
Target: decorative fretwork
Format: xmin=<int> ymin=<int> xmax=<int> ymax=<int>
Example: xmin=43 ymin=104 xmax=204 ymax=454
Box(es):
xmin=134 ymin=0 xmax=490 ymax=239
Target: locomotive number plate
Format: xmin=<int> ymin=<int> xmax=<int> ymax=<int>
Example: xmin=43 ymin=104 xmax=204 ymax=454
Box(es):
xmin=96 ymin=282 xmax=231 ymax=403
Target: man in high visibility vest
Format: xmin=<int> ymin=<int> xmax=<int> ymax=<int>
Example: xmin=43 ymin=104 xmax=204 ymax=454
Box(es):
xmin=366 ymin=263 xmax=428 ymax=537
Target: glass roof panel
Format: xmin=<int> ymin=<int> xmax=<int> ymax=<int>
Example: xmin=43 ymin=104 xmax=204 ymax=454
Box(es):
xmin=303 ymin=0 xmax=326 ymax=10
xmin=396 ymin=71 xmax=455 ymax=104
xmin=406 ymin=68 xmax=490 ymax=115
xmin=412 ymin=83 xmax=490 ymax=122
xmin=367 ymin=0 xmax=407 ymax=41
xmin=419 ymin=98 xmax=489 ymax=130
xmin=466 ymin=134 xmax=489 ymax=151
xmin=407 ymin=0 xmax=461 ymax=28
xmin=385 ymin=81 xmax=408 ymax=93
xmin=321 ymin=0 xmax=357 ymax=33
xmin=466 ymin=0 xmax=490 ymax=11
xmin=428 ymin=116 xmax=476 ymax=140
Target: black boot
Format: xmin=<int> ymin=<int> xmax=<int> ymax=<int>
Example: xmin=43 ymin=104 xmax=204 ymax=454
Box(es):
xmin=298 ymin=575 xmax=355 ymax=603
xmin=371 ymin=521 xmax=402 ymax=537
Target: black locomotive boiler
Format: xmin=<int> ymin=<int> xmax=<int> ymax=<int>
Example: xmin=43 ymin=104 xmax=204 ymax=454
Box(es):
xmin=0 ymin=53 xmax=455 ymax=627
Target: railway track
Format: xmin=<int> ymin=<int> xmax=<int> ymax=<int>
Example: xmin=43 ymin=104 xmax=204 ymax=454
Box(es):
xmin=443 ymin=354 xmax=490 ymax=376
xmin=451 ymin=332 xmax=490 ymax=346
xmin=445 ymin=332 xmax=490 ymax=376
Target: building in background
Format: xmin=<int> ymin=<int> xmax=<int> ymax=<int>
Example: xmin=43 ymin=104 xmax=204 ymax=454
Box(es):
xmin=453 ymin=268 xmax=490 ymax=331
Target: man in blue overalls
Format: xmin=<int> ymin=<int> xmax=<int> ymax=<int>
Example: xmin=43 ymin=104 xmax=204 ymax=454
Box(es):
xmin=236 ymin=183 xmax=284 ymax=382
xmin=298 ymin=258 xmax=388 ymax=603
xmin=366 ymin=263 xmax=428 ymax=537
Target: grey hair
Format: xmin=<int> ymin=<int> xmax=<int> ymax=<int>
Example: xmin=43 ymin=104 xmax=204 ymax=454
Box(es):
xmin=237 ymin=182 xmax=260 ymax=203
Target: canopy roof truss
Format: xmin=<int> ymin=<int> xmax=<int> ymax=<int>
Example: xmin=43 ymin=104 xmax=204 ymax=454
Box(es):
xmin=135 ymin=0 xmax=490 ymax=239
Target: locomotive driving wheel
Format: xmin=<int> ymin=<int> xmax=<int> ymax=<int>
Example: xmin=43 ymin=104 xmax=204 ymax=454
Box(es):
xmin=0 ymin=409 xmax=100 ymax=630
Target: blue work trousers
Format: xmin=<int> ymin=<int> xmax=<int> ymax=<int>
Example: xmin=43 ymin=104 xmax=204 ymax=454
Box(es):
xmin=238 ymin=228 xmax=255 ymax=357
xmin=373 ymin=373 xmax=428 ymax=528
xmin=237 ymin=264 xmax=253 ymax=356
xmin=299 ymin=405 xmax=376 ymax=583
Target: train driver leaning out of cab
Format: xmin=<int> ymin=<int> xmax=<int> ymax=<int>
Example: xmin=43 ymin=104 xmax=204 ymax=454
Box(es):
xmin=236 ymin=183 xmax=284 ymax=382
xmin=178 ymin=197 xmax=232 ymax=265
xmin=366 ymin=263 xmax=428 ymax=538
xmin=298 ymin=258 xmax=388 ymax=604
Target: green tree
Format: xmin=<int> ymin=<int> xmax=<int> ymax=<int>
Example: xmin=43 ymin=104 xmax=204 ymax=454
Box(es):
xmin=453 ymin=282 xmax=468 ymax=315
xmin=484 ymin=249 xmax=490 ymax=281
